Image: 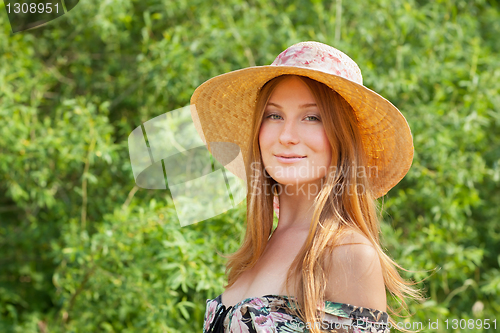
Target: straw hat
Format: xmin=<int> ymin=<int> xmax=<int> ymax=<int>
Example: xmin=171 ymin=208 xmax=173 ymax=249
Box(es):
xmin=190 ymin=41 xmax=414 ymax=199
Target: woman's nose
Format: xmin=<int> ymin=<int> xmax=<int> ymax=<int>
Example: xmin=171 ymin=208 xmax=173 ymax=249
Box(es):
xmin=278 ymin=120 xmax=300 ymax=145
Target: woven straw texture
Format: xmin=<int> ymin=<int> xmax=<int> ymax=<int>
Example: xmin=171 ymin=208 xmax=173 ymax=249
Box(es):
xmin=190 ymin=43 xmax=413 ymax=199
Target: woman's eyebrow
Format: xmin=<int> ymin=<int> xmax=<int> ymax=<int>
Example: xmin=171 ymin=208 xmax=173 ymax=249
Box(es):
xmin=266 ymin=102 xmax=317 ymax=109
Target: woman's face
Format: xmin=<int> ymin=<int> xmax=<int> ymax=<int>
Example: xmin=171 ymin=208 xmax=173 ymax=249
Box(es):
xmin=259 ymin=76 xmax=332 ymax=189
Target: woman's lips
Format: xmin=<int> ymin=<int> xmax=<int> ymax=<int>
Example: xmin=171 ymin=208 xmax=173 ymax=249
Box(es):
xmin=274 ymin=155 xmax=306 ymax=163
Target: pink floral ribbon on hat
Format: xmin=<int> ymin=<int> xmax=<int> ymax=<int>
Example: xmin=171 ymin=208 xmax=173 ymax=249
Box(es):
xmin=270 ymin=41 xmax=363 ymax=85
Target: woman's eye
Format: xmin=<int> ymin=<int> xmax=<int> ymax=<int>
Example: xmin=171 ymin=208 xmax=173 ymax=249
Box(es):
xmin=305 ymin=115 xmax=321 ymax=122
xmin=267 ymin=114 xmax=282 ymax=120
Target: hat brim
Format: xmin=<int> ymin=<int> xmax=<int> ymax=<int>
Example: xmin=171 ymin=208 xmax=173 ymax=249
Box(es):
xmin=190 ymin=65 xmax=414 ymax=199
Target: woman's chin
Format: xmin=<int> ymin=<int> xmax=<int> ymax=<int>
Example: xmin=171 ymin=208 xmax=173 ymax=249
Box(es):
xmin=271 ymin=177 xmax=325 ymax=192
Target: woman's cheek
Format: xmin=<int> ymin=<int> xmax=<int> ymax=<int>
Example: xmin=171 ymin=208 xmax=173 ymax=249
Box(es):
xmin=259 ymin=124 xmax=274 ymax=153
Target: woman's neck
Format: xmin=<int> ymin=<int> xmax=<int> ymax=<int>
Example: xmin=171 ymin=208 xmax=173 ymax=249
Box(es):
xmin=273 ymin=179 xmax=322 ymax=231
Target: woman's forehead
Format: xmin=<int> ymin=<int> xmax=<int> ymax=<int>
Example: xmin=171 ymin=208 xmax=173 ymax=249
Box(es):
xmin=267 ymin=77 xmax=317 ymax=106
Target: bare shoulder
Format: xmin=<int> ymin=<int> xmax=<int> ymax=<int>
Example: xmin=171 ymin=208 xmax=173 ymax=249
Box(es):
xmin=325 ymin=230 xmax=387 ymax=312
xmin=333 ymin=230 xmax=377 ymax=261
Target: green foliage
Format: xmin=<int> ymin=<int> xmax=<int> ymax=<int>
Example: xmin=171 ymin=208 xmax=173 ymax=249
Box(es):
xmin=1 ymin=0 xmax=499 ymax=332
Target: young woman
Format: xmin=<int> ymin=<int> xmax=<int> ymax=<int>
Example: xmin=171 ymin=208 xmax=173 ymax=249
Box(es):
xmin=190 ymin=41 xmax=424 ymax=333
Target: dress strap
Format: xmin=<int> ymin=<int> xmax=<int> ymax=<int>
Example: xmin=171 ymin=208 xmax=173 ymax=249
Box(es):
xmin=207 ymin=303 xmax=233 ymax=333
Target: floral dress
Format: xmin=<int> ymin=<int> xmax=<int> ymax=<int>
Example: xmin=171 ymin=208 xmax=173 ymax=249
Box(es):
xmin=203 ymin=294 xmax=390 ymax=333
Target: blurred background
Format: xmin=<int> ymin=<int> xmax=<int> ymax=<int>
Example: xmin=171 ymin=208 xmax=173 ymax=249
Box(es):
xmin=1 ymin=0 xmax=499 ymax=332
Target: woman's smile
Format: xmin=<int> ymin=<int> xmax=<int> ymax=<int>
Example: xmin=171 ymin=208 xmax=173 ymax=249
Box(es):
xmin=274 ymin=154 xmax=307 ymax=163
